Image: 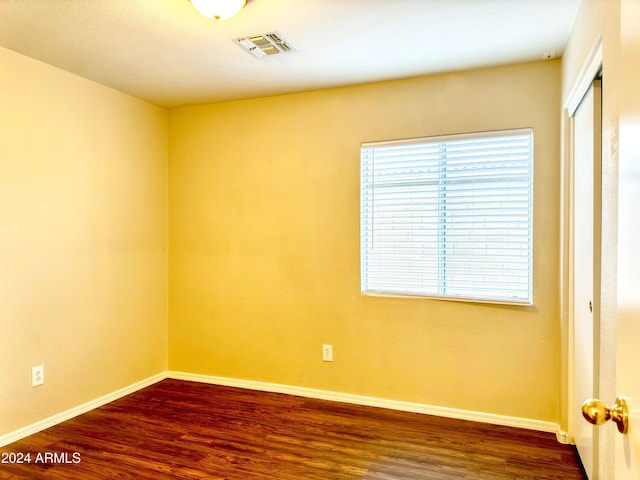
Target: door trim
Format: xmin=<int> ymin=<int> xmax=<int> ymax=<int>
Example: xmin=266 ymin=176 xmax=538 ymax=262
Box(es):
xmin=561 ymin=38 xmax=604 ymax=446
xmin=564 ymin=37 xmax=603 ymax=115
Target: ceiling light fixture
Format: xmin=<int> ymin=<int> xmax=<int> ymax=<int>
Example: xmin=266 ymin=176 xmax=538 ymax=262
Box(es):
xmin=189 ymin=0 xmax=247 ymax=21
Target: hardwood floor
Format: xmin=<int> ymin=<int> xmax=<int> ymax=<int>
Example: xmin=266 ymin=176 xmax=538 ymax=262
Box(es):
xmin=1 ymin=379 xmax=585 ymax=479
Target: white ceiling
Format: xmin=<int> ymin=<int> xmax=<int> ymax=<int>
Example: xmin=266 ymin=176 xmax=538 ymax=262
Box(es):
xmin=0 ymin=0 xmax=581 ymax=108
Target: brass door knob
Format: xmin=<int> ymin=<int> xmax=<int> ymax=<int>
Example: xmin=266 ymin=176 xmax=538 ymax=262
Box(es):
xmin=581 ymin=397 xmax=629 ymax=434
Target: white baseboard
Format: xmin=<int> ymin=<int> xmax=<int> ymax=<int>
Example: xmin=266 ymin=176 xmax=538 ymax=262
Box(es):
xmin=168 ymin=371 xmax=560 ymax=435
xmin=0 ymin=372 xmax=167 ymax=448
xmin=2 ymin=370 xmax=566 ymax=449
xmin=556 ymin=429 xmax=573 ymax=444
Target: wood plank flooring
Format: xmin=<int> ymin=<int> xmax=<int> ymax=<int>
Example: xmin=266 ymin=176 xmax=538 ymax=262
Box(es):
xmin=1 ymin=379 xmax=585 ymax=479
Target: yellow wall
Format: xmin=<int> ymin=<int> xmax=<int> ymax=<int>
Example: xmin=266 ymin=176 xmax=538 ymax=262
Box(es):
xmin=0 ymin=43 xmax=564 ymax=438
xmin=169 ymin=60 xmax=562 ymax=422
xmin=0 ymin=47 xmax=168 ymax=436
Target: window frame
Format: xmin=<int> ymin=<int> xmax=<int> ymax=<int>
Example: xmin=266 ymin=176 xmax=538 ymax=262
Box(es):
xmin=360 ymin=128 xmax=534 ymax=306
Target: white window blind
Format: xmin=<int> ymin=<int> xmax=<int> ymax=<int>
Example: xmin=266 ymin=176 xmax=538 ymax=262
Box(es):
xmin=360 ymin=129 xmax=533 ymax=304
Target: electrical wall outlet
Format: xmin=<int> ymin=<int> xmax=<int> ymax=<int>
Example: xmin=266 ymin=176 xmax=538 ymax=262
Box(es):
xmin=32 ymin=365 xmax=44 ymax=387
xmin=322 ymin=344 xmax=333 ymax=362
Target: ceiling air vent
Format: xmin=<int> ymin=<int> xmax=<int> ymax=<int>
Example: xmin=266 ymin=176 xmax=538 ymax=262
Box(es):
xmin=233 ymin=32 xmax=294 ymax=58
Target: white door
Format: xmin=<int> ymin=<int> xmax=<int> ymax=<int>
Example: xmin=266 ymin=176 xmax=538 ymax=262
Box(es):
xmin=572 ymin=79 xmax=602 ymax=479
xmin=613 ymin=0 xmax=640 ymax=472
xmin=615 ymin=267 xmax=640 ymax=475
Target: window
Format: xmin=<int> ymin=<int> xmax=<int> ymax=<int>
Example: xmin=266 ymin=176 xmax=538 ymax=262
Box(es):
xmin=360 ymin=129 xmax=533 ymax=305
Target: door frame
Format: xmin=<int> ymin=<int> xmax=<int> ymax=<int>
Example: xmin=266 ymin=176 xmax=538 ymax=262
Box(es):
xmin=562 ymin=38 xmax=617 ymax=479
